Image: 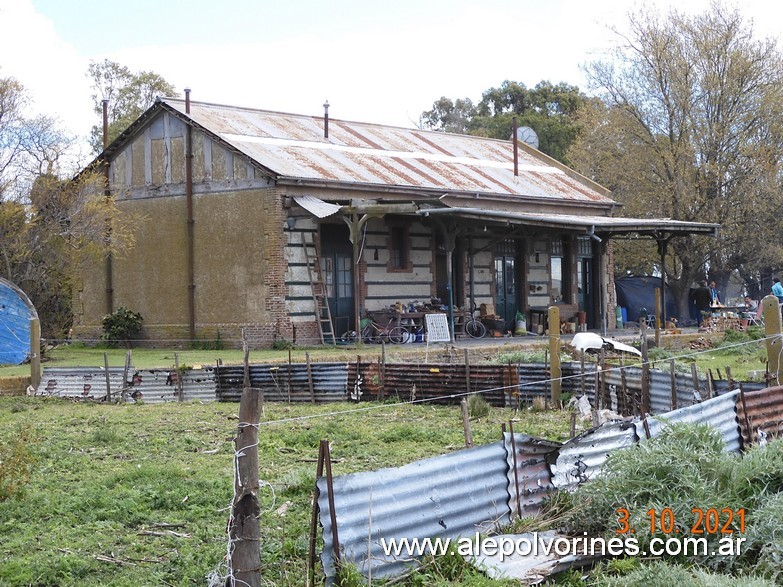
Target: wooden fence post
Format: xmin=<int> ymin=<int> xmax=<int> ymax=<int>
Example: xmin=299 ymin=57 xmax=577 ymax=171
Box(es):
xmin=174 ymin=352 xmax=184 ymax=402
xmin=763 ymin=294 xmax=782 ymax=386
xmin=306 ymin=352 xmax=315 ymax=404
xmin=30 ymin=318 xmax=41 ymax=391
xmin=548 ymin=306 xmax=561 ymax=406
xmin=229 ymin=337 xmax=261 ymax=587
xmin=103 ymin=352 xmax=112 ymax=402
xmin=460 ymin=399 xmax=473 ymax=448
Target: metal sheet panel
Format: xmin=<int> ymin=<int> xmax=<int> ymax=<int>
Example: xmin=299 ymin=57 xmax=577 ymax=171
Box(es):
xmin=504 ymin=433 xmax=562 ymax=518
xmin=37 ymin=366 xmax=217 ymax=403
xmin=737 ymin=385 xmax=783 ymax=446
xmin=636 ymin=390 xmax=741 ymax=453
xmin=292 ymin=195 xmax=341 ymax=218
xmin=38 ymin=367 xmax=128 ymax=399
xmin=550 ymin=420 xmax=639 ymax=491
xmin=216 ymin=363 xmax=348 ymax=402
xmin=0 ymin=278 xmax=37 ymax=365
xmin=318 ymin=440 xmax=512 ymax=582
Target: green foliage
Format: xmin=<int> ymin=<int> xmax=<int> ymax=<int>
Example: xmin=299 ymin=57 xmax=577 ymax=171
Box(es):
xmin=101 ymin=306 xmax=143 ymax=348
xmin=191 ymin=329 xmax=223 ymax=350
xmin=0 ymin=424 xmax=35 ymax=500
xmin=467 ymin=394 xmax=490 ymax=419
xmin=88 ymin=59 xmax=178 ymax=153
xmin=0 ymin=397 xmax=570 ymax=586
xmin=594 ymin=560 xmax=774 ymax=586
xmin=271 ymin=339 xmax=296 ymax=350
xmin=420 ymin=80 xmax=590 ymax=164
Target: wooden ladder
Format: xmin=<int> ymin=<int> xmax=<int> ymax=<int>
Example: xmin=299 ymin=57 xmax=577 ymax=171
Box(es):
xmin=301 ymin=232 xmax=337 ymax=345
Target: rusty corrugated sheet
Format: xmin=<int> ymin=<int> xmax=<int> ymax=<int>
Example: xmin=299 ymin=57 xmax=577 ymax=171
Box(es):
xmin=164 ymin=98 xmax=614 ymax=204
xmin=317 ymin=440 xmax=513 ymax=583
xmin=737 ymin=385 xmax=783 ymax=446
xmin=550 ymin=420 xmax=639 ymax=491
xmin=351 ymin=362 xmax=512 ymax=406
xmin=504 ymin=433 xmax=561 ymax=518
xmin=636 ymin=390 xmax=742 ymax=453
xmin=216 ymin=362 xmax=347 ymax=402
xmin=599 ymin=366 xmax=703 ymax=416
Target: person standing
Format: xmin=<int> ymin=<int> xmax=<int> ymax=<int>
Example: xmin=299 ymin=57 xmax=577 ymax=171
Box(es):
xmin=709 ymin=281 xmax=721 ymax=306
xmin=690 ymin=281 xmax=712 ymax=326
xmin=772 ymin=277 xmax=783 ymax=303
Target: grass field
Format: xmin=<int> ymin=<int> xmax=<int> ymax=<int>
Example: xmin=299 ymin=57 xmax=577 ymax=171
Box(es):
xmin=0 ymin=397 xmax=571 ymax=587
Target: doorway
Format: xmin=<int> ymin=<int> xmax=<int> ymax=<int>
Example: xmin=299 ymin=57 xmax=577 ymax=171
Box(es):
xmin=319 ymin=223 xmax=354 ymax=337
xmin=577 ymin=237 xmax=595 ymax=328
xmin=494 ymin=239 xmax=518 ymax=330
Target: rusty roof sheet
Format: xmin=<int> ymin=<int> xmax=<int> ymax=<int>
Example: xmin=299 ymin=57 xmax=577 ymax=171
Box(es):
xmin=737 ymin=385 xmax=783 ymax=446
xmin=162 ymin=98 xmax=615 ymax=205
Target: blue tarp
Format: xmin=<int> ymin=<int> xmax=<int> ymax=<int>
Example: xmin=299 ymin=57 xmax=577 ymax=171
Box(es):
xmin=0 ymin=279 xmax=37 ymax=365
xmin=615 ymin=277 xmax=678 ymax=324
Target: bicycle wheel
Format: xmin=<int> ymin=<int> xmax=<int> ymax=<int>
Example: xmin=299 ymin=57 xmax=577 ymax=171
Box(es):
xmin=387 ymin=326 xmax=407 ymax=344
xmin=361 ymin=324 xmax=376 ymax=344
xmin=464 ymin=319 xmax=486 ymax=339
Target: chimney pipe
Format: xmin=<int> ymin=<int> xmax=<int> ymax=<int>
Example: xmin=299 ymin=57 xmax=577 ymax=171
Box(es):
xmin=185 ymin=88 xmax=191 ymax=114
xmin=102 ymin=99 xmax=109 ymax=150
xmin=323 ymin=100 xmax=330 ymax=139
xmin=512 ymin=115 xmax=518 ymax=177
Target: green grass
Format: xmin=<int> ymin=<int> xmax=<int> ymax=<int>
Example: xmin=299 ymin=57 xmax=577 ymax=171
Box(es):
xmin=0 ymin=397 xmax=571 ymax=586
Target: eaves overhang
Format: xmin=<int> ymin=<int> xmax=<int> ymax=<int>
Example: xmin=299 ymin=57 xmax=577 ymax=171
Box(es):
xmin=416 ymin=207 xmax=719 ymax=238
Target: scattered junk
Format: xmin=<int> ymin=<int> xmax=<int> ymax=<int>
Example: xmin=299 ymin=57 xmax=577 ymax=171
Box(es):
xmin=570 ymin=332 xmax=642 ymax=357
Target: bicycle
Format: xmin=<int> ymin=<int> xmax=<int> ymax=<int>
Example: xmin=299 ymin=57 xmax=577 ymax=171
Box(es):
xmin=338 ymin=312 xmax=407 ymax=344
xmin=463 ymin=302 xmax=487 ymax=339
xmin=361 ymin=314 xmax=408 ymax=344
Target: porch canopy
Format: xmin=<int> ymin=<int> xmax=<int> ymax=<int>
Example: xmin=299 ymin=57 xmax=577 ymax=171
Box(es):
xmin=416 ymin=205 xmax=719 ymax=332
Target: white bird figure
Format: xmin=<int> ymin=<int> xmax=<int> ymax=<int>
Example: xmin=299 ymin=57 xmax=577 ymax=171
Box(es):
xmin=571 ymin=332 xmax=642 ymax=357
xmin=757 ymin=428 xmax=768 ymax=447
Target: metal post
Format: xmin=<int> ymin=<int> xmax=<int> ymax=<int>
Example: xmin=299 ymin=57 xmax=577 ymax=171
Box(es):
xmin=103 ymin=352 xmax=112 ymax=402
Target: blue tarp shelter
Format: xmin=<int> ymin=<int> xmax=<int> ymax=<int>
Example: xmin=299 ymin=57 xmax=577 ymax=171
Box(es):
xmin=0 ymin=278 xmax=38 ymax=365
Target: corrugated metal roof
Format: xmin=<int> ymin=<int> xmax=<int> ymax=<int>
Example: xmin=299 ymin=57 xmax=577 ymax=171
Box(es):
xmin=163 ymin=98 xmax=615 ymax=205
xmin=317 ymin=440 xmax=513 ymax=582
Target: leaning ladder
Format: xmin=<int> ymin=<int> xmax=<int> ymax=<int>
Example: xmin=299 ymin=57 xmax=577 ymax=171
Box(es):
xmin=301 ymin=232 xmax=337 ymax=345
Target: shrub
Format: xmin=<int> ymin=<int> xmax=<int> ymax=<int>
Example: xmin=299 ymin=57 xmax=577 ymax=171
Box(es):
xmin=0 ymin=425 xmax=36 ymax=500
xmin=467 ymin=394 xmax=490 ymax=419
xmin=101 ymin=307 xmax=143 ymax=348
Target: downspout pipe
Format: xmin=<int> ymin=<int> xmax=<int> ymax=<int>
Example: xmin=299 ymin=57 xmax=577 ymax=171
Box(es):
xmin=102 ymin=99 xmax=113 ymax=314
xmin=185 ymin=88 xmax=196 ymax=342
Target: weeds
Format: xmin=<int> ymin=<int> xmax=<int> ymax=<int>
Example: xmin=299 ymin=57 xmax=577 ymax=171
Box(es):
xmin=0 ymin=424 xmax=35 ymax=500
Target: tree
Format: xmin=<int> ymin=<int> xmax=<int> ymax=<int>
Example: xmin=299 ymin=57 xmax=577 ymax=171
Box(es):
xmin=420 ymin=81 xmax=592 ymax=164
xmin=88 ymin=59 xmax=178 ymax=153
xmin=568 ymin=2 xmax=783 ymax=316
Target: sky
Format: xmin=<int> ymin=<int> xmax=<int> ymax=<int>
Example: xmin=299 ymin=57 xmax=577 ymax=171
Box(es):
xmin=1 ymin=0 xmax=781 ymax=169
